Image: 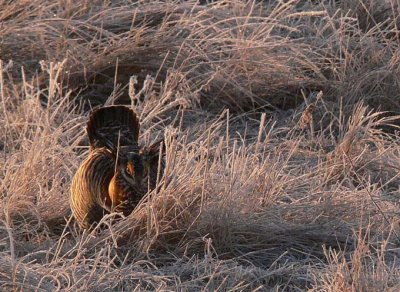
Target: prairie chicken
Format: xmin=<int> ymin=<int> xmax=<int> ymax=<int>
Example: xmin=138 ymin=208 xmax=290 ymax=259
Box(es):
xmin=70 ymin=105 xmax=164 ymax=229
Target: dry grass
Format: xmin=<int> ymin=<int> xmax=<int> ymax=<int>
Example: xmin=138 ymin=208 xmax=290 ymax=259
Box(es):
xmin=1 ymin=0 xmax=400 ymax=290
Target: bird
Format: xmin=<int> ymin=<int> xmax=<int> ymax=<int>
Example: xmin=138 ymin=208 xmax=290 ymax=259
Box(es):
xmin=70 ymin=105 xmax=164 ymax=229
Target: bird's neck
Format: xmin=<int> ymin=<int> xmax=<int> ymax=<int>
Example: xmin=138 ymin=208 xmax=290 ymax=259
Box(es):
xmin=108 ymin=171 xmax=124 ymax=210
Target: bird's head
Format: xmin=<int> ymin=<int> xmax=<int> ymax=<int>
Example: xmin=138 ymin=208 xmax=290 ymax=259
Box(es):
xmin=117 ymin=147 xmax=145 ymax=187
xmin=114 ymin=140 xmax=164 ymax=189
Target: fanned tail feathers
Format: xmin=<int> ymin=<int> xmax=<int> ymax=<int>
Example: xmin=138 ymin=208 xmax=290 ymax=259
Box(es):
xmin=87 ymin=105 xmax=140 ymax=150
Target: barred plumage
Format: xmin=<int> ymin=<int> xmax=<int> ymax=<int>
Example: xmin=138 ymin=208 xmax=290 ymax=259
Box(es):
xmin=70 ymin=105 xmax=164 ymax=229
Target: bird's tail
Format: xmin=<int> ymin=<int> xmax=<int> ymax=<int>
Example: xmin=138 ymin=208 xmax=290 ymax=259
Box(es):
xmin=87 ymin=105 xmax=140 ymax=150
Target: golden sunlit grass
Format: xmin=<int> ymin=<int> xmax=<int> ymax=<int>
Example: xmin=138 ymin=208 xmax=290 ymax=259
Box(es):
xmin=1 ymin=0 xmax=400 ymax=290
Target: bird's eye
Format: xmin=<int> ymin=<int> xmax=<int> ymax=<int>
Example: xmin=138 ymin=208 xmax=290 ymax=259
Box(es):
xmin=126 ymin=162 xmax=134 ymax=176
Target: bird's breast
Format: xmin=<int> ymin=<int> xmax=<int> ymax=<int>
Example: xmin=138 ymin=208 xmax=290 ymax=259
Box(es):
xmin=108 ymin=173 xmax=145 ymax=215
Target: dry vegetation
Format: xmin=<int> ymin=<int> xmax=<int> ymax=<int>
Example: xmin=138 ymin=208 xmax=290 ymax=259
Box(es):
xmin=1 ymin=0 xmax=400 ymax=290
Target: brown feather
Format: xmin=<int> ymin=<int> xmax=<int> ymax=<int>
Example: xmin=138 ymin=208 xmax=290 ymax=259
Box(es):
xmin=108 ymin=171 xmax=145 ymax=216
xmin=70 ymin=106 xmax=164 ymax=230
xmin=70 ymin=148 xmax=114 ymax=229
xmin=86 ymin=105 xmax=140 ymax=150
